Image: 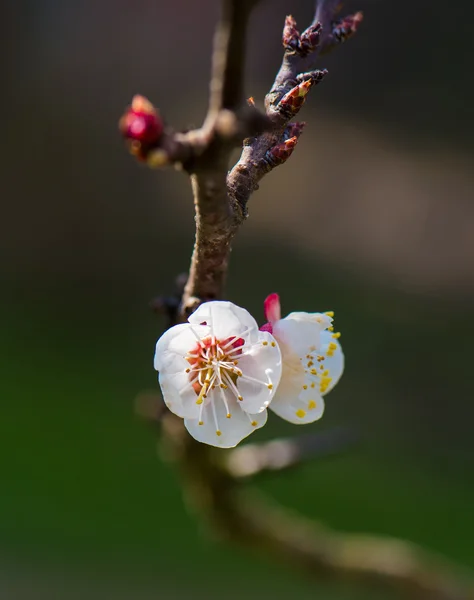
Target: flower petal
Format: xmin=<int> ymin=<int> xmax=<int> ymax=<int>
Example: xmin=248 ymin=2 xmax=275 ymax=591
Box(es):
xmin=185 ymin=399 xmax=267 ymax=448
xmin=264 ymin=293 xmax=281 ymax=324
xmin=233 ymin=331 xmax=282 ymax=413
xmin=158 ymin=372 xmax=202 ymax=419
xmin=188 ymin=301 xmax=259 ymax=343
xmin=154 ymin=323 xmax=209 ymax=373
xmin=319 ymin=331 xmax=344 ymax=395
xmin=273 ymin=317 xmax=323 ymax=357
xmin=270 ymin=385 xmax=325 ymax=424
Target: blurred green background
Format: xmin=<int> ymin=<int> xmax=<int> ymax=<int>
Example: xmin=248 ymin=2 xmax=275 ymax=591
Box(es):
xmin=2 ymin=0 xmax=474 ymax=598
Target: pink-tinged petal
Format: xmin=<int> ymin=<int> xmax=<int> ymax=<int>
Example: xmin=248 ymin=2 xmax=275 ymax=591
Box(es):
xmin=260 ymin=322 xmax=273 ymax=333
xmin=264 ymin=293 xmax=281 ymax=324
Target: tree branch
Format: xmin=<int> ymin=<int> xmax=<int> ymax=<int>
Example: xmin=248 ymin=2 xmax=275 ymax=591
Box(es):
xmin=124 ymin=1 xmax=474 ymax=597
xmin=162 ymin=414 xmax=474 ymax=600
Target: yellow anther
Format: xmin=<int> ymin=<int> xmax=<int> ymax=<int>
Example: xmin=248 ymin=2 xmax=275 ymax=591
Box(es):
xmin=216 ymin=430 xmax=222 ymax=436
xmin=238 ymin=395 xmax=243 ymax=401
xmin=332 ymin=332 xmax=341 ymax=339
xmin=323 ymin=370 xmax=329 ymax=376
xmin=325 ymin=311 xmax=334 ymax=317
xmin=196 ymin=398 xmax=203 ymax=405
xmin=303 ymin=384 xmax=308 ymax=390
xmin=198 ymin=421 xmax=204 ymax=426
xmin=251 ymin=420 xmax=258 ymax=427
xmin=262 ymin=341 xmax=268 ymax=346
xmin=317 ymin=355 xmax=325 ymax=361
xmin=310 ymin=382 xmax=315 ymax=388
xmin=307 ymin=361 xmax=314 ymax=367
xmin=328 ymin=326 xmax=334 ymax=332
xmin=327 ymin=350 xmax=334 ymax=357
xmin=308 ymin=400 xmax=317 ymax=410
xmin=328 ymin=342 xmax=337 ymax=351
xmin=271 ymin=342 xmax=276 ymax=347
xmin=310 ymin=368 xmax=317 ymax=375
xmin=267 ymin=384 xmax=273 ymax=390
xmin=295 ymin=409 xmax=306 ymax=418
xmin=226 ymin=413 xmax=231 ymax=419
xmin=185 ymin=368 xmax=191 ymax=373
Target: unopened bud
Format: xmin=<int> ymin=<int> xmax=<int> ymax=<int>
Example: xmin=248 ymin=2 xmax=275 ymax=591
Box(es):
xmin=285 ymin=121 xmax=306 ymax=140
xmin=278 ymin=79 xmax=314 ymax=117
xmin=331 ymin=11 xmax=363 ymax=45
xmin=282 ymin=15 xmax=300 ymax=51
xmin=300 ymin=21 xmax=322 ymax=55
xmin=265 ymin=136 xmax=299 ymax=168
xmin=119 ymin=95 xmax=163 ymax=146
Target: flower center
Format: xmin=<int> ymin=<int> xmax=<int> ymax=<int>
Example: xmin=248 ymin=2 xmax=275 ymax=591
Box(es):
xmin=186 ymin=336 xmax=245 ymax=407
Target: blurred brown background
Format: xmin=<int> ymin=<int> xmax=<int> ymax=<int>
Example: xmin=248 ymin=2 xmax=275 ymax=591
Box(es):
xmin=2 ymin=1 xmax=474 ymax=598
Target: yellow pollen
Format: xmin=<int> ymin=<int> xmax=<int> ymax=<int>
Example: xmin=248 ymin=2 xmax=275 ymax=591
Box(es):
xmin=271 ymin=342 xmax=276 ymax=347
xmin=295 ymin=409 xmax=306 ymax=418
xmin=327 ymin=350 xmax=335 ymax=357
xmin=308 ymin=400 xmax=317 ymax=410
xmin=198 ymin=421 xmax=204 ymax=425
xmin=325 ymin=311 xmax=334 ymax=317
xmin=216 ymin=430 xmax=222 ymax=436
xmin=251 ymin=421 xmax=258 ymax=427
xmin=307 ymin=361 xmax=314 ymax=367
xmin=328 ymin=326 xmax=334 ymax=332
xmin=310 ymin=368 xmax=317 ymax=375
xmin=332 ymin=332 xmax=341 ymax=339
xmin=323 ymin=370 xmax=329 ymax=376
xmin=226 ymin=413 xmax=231 ymax=419
xmin=262 ymin=341 xmax=268 ymax=346
xmin=303 ymin=384 xmax=308 ymax=390
xmin=317 ymin=355 xmax=325 ymax=361
xmin=328 ymin=342 xmax=337 ymax=351
xmin=267 ymin=384 xmax=273 ymax=390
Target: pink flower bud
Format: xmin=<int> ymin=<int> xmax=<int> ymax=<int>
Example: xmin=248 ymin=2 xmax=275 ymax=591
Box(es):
xmin=119 ymin=95 xmax=163 ymax=146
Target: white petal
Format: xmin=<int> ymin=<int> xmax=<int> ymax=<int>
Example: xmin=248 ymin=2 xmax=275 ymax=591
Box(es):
xmin=234 ymin=331 xmax=282 ymax=413
xmin=270 ymin=385 xmax=325 ymax=424
xmin=273 ymin=318 xmax=322 ymax=357
xmin=185 ymin=398 xmax=267 ymax=448
xmin=319 ymin=331 xmax=344 ymax=395
xmin=154 ymin=323 xmax=209 ymax=372
xmin=158 ymin=372 xmax=202 ymax=419
xmin=188 ymin=301 xmax=259 ymax=343
xmin=157 ymin=374 xmax=185 ymax=418
xmin=285 ymin=311 xmax=333 ymax=330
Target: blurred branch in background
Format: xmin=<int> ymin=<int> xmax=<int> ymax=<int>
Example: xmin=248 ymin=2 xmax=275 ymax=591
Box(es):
xmin=127 ymin=1 xmax=474 ymax=599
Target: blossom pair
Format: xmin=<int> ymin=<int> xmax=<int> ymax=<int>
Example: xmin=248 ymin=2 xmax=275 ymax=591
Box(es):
xmin=153 ymin=294 xmax=343 ymax=448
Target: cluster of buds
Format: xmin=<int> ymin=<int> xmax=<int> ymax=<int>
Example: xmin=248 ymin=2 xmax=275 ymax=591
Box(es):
xmin=283 ymin=15 xmax=322 ymax=57
xmin=119 ymin=95 xmax=164 ymax=161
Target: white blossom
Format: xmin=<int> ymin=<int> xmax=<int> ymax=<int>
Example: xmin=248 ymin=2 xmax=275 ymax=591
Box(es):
xmin=154 ymin=301 xmax=282 ymax=448
xmin=261 ymin=293 xmax=344 ymax=424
